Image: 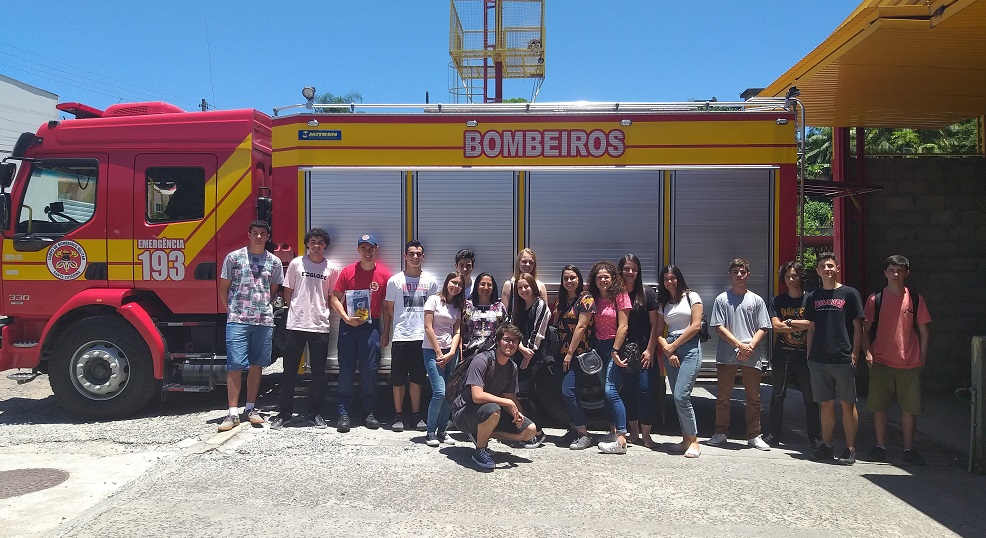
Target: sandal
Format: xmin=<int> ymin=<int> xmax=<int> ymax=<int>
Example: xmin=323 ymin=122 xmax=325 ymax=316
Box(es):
xmin=684 ymin=447 xmax=702 ymax=459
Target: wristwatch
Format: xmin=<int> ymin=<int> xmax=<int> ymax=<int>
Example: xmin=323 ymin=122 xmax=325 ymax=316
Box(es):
xmin=784 ymin=319 xmax=793 ymax=328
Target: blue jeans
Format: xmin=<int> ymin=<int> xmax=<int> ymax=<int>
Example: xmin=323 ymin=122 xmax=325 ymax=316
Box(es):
xmin=336 ymin=319 xmax=380 ymax=417
xmin=423 ymin=347 xmax=459 ymax=436
xmin=599 ymin=339 xmax=627 ymax=435
xmin=664 ymin=332 xmax=702 ymax=436
xmin=620 ymin=365 xmax=657 ymax=426
xmin=561 ymin=367 xmax=586 ymax=429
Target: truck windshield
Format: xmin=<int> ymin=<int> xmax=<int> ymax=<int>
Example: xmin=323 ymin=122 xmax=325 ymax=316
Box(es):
xmin=16 ymin=160 xmax=98 ymax=236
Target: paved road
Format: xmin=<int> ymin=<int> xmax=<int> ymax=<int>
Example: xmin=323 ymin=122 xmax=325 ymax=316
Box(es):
xmin=1 ymin=369 xmax=983 ymax=538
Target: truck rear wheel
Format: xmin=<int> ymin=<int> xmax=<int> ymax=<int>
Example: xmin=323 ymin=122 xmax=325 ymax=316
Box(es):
xmin=49 ymin=316 xmax=156 ymax=420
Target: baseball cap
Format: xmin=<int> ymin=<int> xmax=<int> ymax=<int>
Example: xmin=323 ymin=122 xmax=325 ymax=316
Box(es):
xmin=357 ymin=234 xmax=379 ymax=246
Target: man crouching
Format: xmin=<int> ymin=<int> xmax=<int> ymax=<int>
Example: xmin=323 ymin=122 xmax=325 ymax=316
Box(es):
xmin=451 ymin=322 xmax=537 ymax=470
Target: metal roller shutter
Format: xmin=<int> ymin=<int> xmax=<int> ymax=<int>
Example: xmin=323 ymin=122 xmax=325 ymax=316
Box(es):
xmin=670 ymin=168 xmax=774 ymax=370
xmin=306 ymin=168 xmax=405 ymax=368
xmin=527 ymin=169 xmax=663 ymax=290
xmin=415 ymin=170 xmax=515 ymax=293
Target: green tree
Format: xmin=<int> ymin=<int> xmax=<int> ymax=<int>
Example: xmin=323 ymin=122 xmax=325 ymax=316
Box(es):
xmin=805 ymin=127 xmax=833 ymax=179
xmin=503 ymin=97 xmax=528 ymax=103
xmin=314 ymin=91 xmax=363 ymax=114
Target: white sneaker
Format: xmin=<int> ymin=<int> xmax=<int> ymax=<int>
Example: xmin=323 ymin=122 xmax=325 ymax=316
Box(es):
xmin=707 ymin=433 xmax=728 ymax=446
xmin=748 ymin=435 xmax=771 ymax=451
xmin=597 ymin=440 xmax=627 ymax=454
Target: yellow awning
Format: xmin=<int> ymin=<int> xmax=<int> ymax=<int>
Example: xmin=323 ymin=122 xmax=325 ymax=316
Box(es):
xmin=761 ymin=0 xmax=986 ymax=128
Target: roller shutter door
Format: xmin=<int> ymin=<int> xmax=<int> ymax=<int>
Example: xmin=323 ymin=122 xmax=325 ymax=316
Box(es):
xmin=415 ymin=170 xmax=515 ymax=294
xmin=671 ymin=168 xmax=774 ymax=370
xmin=527 ymin=169 xmax=663 ymax=290
xmin=306 ymin=168 xmax=404 ymax=368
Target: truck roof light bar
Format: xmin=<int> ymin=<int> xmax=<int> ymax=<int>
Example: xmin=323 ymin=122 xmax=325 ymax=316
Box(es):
xmin=272 ymin=98 xmax=791 ymax=117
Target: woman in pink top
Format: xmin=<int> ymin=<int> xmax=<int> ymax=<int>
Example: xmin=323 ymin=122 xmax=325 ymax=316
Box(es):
xmin=587 ymin=261 xmax=632 ymax=454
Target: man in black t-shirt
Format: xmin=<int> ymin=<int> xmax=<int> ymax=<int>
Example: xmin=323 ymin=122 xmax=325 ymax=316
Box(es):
xmin=452 ymin=323 xmax=537 ymax=470
xmin=765 ymin=261 xmax=820 ymax=448
xmin=805 ymin=253 xmax=864 ymax=465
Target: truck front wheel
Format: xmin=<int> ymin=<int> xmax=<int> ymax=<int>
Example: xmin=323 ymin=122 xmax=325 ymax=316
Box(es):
xmin=49 ymin=316 xmax=156 ymax=420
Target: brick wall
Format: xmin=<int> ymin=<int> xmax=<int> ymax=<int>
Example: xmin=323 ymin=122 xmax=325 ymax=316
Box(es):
xmin=849 ymin=156 xmax=986 ymax=393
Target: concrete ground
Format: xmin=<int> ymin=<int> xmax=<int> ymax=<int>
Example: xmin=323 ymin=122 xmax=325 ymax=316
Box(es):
xmin=0 ymin=368 xmax=982 ymax=538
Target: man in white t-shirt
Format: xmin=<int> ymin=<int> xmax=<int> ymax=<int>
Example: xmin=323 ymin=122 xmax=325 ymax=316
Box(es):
xmin=270 ymin=228 xmax=340 ymax=430
xmin=382 ymin=240 xmax=439 ymax=432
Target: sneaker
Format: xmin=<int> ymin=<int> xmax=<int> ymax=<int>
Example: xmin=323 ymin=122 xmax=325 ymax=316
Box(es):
xmin=812 ymin=443 xmax=834 ymax=461
xmin=337 ymin=414 xmax=352 ymax=433
xmin=838 ymin=447 xmax=856 ymax=466
xmin=761 ymin=433 xmax=779 ymax=447
xmin=425 ymin=433 xmax=441 ymax=447
xmin=414 ymin=416 xmax=427 ymax=432
xmin=598 ymin=440 xmax=627 ymax=454
xmin=391 ymin=415 xmax=406 ymax=433
xmin=364 ymin=413 xmax=380 ymax=430
xmin=569 ymin=435 xmax=593 ymax=450
xmin=217 ymin=414 xmax=240 ymax=432
xmin=748 ymin=435 xmax=771 ymax=451
xmin=269 ymin=414 xmax=290 ymax=430
xmin=522 ymin=432 xmax=545 ymax=449
xmin=471 ymin=447 xmax=495 ymax=469
xmin=902 ymin=449 xmax=927 ymax=466
xmin=247 ymin=409 xmax=265 ymax=425
xmin=309 ymin=414 xmax=328 ymax=429
xmin=707 ymin=433 xmax=727 ymax=446
xmin=866 ymin=446 xmax=887 ymax=462
xmin=438 ymin=433 xmax=456 ymax=446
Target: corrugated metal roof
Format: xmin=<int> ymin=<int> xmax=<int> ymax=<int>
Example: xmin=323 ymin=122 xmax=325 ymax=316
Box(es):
xmin=761 ymin=0 xmax=986 ymax=128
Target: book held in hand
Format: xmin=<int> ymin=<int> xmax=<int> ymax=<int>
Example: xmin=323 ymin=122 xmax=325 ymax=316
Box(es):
xmin=346 ymin=289 xmax=371 ymax=321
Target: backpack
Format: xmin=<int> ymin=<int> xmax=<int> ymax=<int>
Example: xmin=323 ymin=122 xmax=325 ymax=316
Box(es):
xmin=868 ymin=287 xmax=921 ymax=344
xmin=446 ymin=350 xmax=496 ymax=405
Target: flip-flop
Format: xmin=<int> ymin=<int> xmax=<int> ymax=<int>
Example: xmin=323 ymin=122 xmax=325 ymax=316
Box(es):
xmin=684 ymin=447 xmax=702 ymax=458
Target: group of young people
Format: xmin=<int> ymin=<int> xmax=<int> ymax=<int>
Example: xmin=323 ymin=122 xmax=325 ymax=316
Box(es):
xmin=217 ymin=220 xmax=931 ymax=470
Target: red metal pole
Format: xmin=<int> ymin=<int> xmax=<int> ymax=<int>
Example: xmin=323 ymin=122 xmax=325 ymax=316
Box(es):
xmin=854 ymin=126 xmax=867 ymax=292
xmin=832 ymin=127 xmax=850 ymax=269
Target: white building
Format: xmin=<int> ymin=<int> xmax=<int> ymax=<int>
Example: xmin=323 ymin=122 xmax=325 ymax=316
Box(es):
xmin=0 ymin=74 xmax=58 ymax=156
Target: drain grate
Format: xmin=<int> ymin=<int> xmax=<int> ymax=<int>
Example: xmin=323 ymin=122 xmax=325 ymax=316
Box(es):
xmin=0 ymin=468 xmax=70 ymax=499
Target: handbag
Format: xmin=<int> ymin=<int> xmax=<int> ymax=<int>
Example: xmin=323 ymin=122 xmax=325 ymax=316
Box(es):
xmin=685 ymin=292 xmax=711 ymax=343
xmin=576 ymin=349 xmax=604 ymax=375
xmin=619 ymin=341 xmax=642 ymax=373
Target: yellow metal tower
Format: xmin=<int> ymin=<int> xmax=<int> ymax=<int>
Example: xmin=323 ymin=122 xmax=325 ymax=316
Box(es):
xmin=449 ymin=0 xmax=545 ymax=103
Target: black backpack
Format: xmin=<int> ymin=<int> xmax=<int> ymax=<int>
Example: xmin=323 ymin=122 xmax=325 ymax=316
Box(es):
xmin=446 ymin=351 xmax=496 ymax=405
xmin=868 ymin=287 xmax=921 ymax=344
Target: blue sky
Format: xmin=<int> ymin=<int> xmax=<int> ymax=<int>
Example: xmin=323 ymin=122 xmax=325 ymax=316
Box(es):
xmin=2 ymin=1 xmax=860 ymax=115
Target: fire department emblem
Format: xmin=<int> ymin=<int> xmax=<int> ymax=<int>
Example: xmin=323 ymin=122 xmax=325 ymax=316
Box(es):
xmin=46 ymin=240 xmax=87 ymax=280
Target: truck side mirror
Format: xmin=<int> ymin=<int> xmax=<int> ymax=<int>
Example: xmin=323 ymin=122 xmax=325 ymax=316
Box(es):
xmin=0 ymin=162 xmax=16 ymax=189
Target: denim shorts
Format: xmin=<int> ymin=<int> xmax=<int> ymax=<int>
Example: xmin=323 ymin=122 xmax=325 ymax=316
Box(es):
xmin=226 ymin=322 xmax=274 ymax=371
xmin=808 ymin=361 xmax=857 ymax=403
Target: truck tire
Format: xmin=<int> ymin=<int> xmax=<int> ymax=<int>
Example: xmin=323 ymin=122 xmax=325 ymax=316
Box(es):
xmin=48 ymin=316 xmax=156 ymax=420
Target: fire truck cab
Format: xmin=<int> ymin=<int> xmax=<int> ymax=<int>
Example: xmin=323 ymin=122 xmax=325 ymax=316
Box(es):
xmin=0 ymin=101 xmax=276 ymax=419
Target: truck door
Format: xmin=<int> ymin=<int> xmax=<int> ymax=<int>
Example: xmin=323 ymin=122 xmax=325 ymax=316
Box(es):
xmin=134 ymin=155 xmax=218 ymax=314
xmin=3 ymin=157 xmax=107 ymax=318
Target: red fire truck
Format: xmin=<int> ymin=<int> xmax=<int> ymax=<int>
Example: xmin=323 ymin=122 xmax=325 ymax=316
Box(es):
xmin=0 ymin=98 xmax=798 ymax=420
